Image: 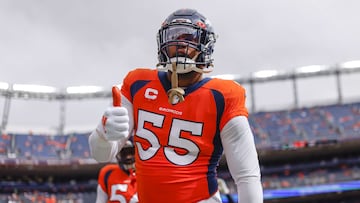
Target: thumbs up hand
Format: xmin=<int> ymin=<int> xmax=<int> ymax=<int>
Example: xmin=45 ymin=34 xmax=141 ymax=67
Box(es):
xmin=97 ymin=86 xmax=130 ymax=141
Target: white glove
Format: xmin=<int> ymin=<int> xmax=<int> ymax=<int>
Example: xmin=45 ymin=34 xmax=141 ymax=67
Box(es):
xmin=96 ymin=106 xmax=129 ymax=141
xmin=96 ymin=85 xmax=130 ymax=142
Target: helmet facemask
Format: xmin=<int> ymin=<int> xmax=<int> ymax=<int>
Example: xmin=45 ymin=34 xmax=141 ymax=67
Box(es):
xmin=116 ymin=144 xmax=135 ymax=172
xmin=157 ymin=23 xmax=215 ymax=74
xmin=156 ymin=9 xmax=217 ymax=105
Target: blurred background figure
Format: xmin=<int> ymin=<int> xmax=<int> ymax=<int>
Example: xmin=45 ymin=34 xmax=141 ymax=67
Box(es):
xmin=218 ymin=178 xmax=235 ymax=203
xmin=96 ymin=141 xmax=137 ymax=203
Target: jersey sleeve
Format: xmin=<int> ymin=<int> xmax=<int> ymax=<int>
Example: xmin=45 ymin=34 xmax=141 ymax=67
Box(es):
xmin=219 ymin=80 xmax=249 ymax=130
xmin=96 ymin=184 xmax=108 ymax=203
xmin=121 ymin=70 xmax=135 ymax=103
xmin=121 ymin=68 xmax=156 ymax=103
xmin=97 ymin=165 xmax=109 ymax=192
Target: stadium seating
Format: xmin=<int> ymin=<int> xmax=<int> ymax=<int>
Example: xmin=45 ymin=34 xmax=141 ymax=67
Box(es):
xmin=249 ymin=102 xmax=360 ymax=150
xmin=1 ymin=101 xmax=360 ymax=202
xmin=1 ymin=102 xmax=358 ymax=161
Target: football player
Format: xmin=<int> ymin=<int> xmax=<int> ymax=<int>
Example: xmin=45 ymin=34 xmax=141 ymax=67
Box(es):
xmin=96 ymin=141 xmax=137 ymax=203
xmin=89 ymin=8 xmax=263 ymax=203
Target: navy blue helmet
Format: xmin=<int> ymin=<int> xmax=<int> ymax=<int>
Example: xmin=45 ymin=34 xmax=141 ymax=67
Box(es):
xmin=157 ymin=8 xmax=217 ymax=73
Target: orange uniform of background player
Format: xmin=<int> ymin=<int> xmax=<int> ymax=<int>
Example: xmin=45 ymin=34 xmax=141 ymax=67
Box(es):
xmin=97 ymin=164 xmax=137 ymax=203
xmin=96 ymin=141 xmax=138 ymax=203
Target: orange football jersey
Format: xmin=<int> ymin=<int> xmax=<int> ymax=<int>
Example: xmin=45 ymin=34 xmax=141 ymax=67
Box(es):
xmin=121 ymin=69 xmax=248 ymax=203
xmin=98 ymin=164 xmax=137 ymax=203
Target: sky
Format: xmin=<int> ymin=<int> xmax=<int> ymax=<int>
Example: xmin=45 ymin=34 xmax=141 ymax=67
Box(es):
xmin=1 ymin=0 xmax=360 ymax=133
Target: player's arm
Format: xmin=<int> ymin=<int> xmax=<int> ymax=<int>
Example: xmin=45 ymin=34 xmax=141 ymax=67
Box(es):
xmin=89 ymin=86 xmax=135 ymax=162
xmin=220 ymin=116 xmax=263 ymax=203
xmin=95 ymin=184 xmax=108 ymax=203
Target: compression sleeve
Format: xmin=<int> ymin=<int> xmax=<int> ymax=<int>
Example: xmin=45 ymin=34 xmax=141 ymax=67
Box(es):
xmin=89 ymin=94 xmax=134 ymax=162
xmin=95 ymin=184 xmax=108 ymax=203
xmin=88 ymin=131 xmax=119 ymax=163
xmin=220 ymin=116 xmax=263 ymax=203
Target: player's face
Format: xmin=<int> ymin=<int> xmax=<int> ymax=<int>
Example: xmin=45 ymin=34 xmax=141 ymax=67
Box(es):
xmin=167 ymin=42 xmax=199 ymax=59
xmin=164 ymin=25 xmax=200 ymax=59
xmin=117 ymin=147 xmax=135 ymax=171
xmin=123 ymin=154 xmax=135 ymax=171
xmin=165 ymin=28 xmax=204 ymax=86
xmin=166 ymin=43 xmax=203 ymax=87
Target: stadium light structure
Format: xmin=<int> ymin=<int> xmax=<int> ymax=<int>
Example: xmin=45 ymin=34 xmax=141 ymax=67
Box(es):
xmin=248 ymin=69 xmax=293 ymax=112
xmin=211 ymin=74 xmax=251 ymax=84
xmin=211 ymin=74 xmax=240 ymax=80
xmin=251 ymin=69 xmax=290 ymax=82
xmin=0 ymin=82 xmax=10 ymax=97
xmin=65 ymin=85 xmax=110 ymax=100
xmin=333 ymin=60 xmax=360 ymax=104
xmin=66 ymin=85 xmax=104 ymax=94
xmin=10 ymin=84 xmax=58 ymax=100
xmin=0 ymin=82 xmax=10 ymax=133
xmin=1 ymin=60 xmax=360 ymax=133
xmin=0 ymin=82 xmax=9 ymax=90
xmin=293 ymin=64 xmax=337 ymax=108
xmin=252 ymin=69 xmax=279 ymax=78
xmin=12 ymin=84 xmax=57 ymax=93
xmin=294 ymin=64 xmax=334 ymax=78
xmin=338 ymin=60 xmax=360 ymax=73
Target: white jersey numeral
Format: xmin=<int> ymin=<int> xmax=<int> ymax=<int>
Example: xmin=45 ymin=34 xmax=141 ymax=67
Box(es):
xmin=136 ymin=110 xmax=202 ymax=166
xmin=110 ymin=184 xmax=138 ymax=203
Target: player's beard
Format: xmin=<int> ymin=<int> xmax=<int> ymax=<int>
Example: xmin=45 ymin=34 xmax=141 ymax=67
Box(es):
xmin=167 ymin=70 xmax=203 ymax=87
xmin=177 ymin=71 xmax=202 ymax=81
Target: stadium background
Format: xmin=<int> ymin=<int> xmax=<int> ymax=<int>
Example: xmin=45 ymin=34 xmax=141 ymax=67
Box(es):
xmin=1 ymin=61 xmax=360 ymax=202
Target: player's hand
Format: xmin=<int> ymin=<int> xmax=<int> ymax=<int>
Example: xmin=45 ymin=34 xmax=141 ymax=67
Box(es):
xmin=97 ymin=86 xmax=129 ymax=141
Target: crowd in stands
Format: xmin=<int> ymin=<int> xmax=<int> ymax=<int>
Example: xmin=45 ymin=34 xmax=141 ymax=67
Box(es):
xmin=0 ymin=133 xmax=91 ymax=161
xmin=1 ymin=102 xmax=360 ymax=202
xmin=1 ymin=191 xmax=94 ymax=203
xmin=0 ymin=175 xmax=97 ymax=203
xmin=1 ymin=102 xmax=359 ymax=161
xmin=219 ymin=155 xmax=360 ymax=192
xmin=250 ymin=102 xmax=360 ymax=150
xmin=261 ymin=154 xmax=360 ymax=190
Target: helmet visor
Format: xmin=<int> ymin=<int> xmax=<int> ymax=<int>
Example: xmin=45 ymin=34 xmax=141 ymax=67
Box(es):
xmin=163 ymin=25 xmax=200 ymax=44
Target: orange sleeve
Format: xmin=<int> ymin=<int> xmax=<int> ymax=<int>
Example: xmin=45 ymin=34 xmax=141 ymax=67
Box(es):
xmin=218 ymin=80 xmax=249 ymax=130
xmin=97 ymin=165 xmax=109 ymax=192
xmin=121 ymin=68 xmax=157 ymax=103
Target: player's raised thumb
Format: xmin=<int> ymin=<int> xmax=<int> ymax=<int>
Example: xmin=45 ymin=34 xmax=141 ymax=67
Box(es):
xmin=112 ymin=86 xmax=121 ymax=107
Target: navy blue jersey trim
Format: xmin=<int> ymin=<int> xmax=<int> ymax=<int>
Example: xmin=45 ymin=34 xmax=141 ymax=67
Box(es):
xmin=185 ymin=77 xmax=211 ymax=95
xmin=207 ymin=89 xmax=225 ymax=195
xmin=158 ymin=71 xmax=212 ymax=96
xmin=130 ymin=80 xmax=151 ymax=100
xmin=158 ymin=71 xmax=171 ymax=93
xmin=104 ymin=169 xmax=114 ymax=192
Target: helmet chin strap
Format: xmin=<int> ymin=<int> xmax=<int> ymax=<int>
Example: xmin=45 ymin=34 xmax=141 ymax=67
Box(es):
xmin=164 ymin=52 xmax=214 ymax=105
xmin=157 ymin=49 xmax=213 ymax=73
xmin=167 ymin=62 xmax=185 ymax=104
